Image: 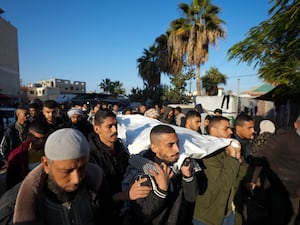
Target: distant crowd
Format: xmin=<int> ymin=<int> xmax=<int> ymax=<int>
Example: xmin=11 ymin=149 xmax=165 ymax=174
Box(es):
xmin=0 ymin=99 xmax=299 ymax=225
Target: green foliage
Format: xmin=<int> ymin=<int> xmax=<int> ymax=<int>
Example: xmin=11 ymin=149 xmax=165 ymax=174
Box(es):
xmin=227 ymin=0 xmax=300 ymax=90
xmin=166 ymin=0 xmax=226 ymax=95
xmin=164 ymin=67 xmax=194 ymax=102
xmin=128 ymin=83 xmax=163 ymax=104
xmin=201 ymin=67 xmax=227 ymax=95
xmin=99 ymin=78 xmax=125 ymax=96
xmin=99 ymin=78 xmax=112 ymax=93
xmin=129 ymin=67 xmax=194 ymax=104
xmin=137 ymin=46 xmax=161 ymax=86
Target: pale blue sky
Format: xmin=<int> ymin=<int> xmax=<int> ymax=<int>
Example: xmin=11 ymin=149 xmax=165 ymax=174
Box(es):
xmin=1 ymin=0 xmax=270 ymax=94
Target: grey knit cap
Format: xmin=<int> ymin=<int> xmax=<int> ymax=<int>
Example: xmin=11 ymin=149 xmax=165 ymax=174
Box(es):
xmin=45 ymin=128 xmax=89 ymax=160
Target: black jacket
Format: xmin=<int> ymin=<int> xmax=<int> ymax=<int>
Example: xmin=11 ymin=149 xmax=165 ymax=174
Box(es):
xmin=125 ymin=150 xmax=199 ymax=225
xmin=88 ymin=132 xmax=129 ymax=195
xmin=0 ymin=122 xmax=29 ymax=160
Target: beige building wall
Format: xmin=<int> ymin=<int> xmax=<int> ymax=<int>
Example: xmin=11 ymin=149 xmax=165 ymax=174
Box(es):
xmin=43 ymin=78 xmax=86 ymax=94
xmin=0 ymin=15 xmax=20 ymax=98
xmin=27 ymin=86 xmax=61 ymax=101
xmin=26 ymin=78 xmax=86 ymax=101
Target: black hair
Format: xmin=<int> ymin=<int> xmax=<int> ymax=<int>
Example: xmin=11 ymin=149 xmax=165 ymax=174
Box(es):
xmin=150 ymin=124 xmax=175 ymax=136
xmin=175 ymin=106 xmax=182 ymax=113
xmin=234 ymin=114 xmax=253 ymax=127
xmin=29 ymin=118 xmax=50 ymax=134
xmin=122 ymin=108 xmax=132 ymax=115
xmin=205 ymin=114 xmax=214 ymax=121
xmin=28 ymin=102 xmax=39 ymax=109
xmin=94 ymin=109 xmax=116 ymax=125
xmin=185 ymin=110 xmax=201 ymax=120
xmin=208 ymin=116 xmax=230 ymax=131
xmin=16 ymin=104 xmax=29 ymax=110
xmin=214 ymin=108 xmax=223 ymax=114
xmin=43 ymin=100 xmax=58 ymax=109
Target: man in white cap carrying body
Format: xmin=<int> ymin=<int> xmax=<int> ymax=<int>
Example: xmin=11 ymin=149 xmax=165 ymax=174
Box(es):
xmin=0 ymin=128 xmax=114 ymax=225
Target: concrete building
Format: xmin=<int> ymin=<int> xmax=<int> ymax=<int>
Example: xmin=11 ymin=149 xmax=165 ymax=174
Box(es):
xmin=37 ymin=78 xmax=86 ymax=94
xmin=26 ymin=78 xmax=86 ymax=101
xmin=0 ymin=9 xmax=20 ymax=106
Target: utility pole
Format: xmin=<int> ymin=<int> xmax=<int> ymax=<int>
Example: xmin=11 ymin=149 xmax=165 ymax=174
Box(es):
xmin=236 ymin=78 xmax=240 ymax=115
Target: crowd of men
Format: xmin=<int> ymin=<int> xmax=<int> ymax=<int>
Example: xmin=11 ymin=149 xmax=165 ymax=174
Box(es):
xmin=0 ymin=100 xmax=299 ymax=225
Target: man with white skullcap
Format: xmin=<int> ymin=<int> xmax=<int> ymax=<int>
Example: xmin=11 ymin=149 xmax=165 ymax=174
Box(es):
xmin=67 ymin=107 xmax=93 ymax=139
xmin=0 ymin=128 xmax=114 ymax=225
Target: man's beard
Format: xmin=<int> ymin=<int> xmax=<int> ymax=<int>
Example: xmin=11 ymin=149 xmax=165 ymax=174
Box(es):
xmin=47 ymin=173 xmax=78 ymax=203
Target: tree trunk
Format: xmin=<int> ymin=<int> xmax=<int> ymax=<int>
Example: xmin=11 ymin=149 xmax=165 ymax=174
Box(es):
xmin=196 ymin=64 xmax=201 ymax=96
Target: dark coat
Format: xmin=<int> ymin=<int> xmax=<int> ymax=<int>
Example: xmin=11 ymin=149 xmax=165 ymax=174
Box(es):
xmin=6 ymin=139 xmax=31 ymax=189
xmin=69 ymin=119 xmax=93 ymax=139
xmin=88 ymin=132 xmax=129 ymax=195
xmin=124 ymin=150 xmax=199 ymax=225
xmin=0 ymin=122 xmax=29 ymax=160
xmin=254 ymin=128 xmax=300 ymax=197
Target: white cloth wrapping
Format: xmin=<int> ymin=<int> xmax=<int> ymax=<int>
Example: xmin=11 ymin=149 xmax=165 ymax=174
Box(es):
xmin=117 ymin=114 xmax=233 ymax=169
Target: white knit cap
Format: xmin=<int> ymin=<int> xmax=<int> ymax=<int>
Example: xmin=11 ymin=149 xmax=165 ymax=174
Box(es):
xmin=67 ymin=108 xmax=83 ymax=118
xmin=45 ymin=128 xmax=89 ymax=160
xmin=259 ymin=120 xmax=276 ymax=134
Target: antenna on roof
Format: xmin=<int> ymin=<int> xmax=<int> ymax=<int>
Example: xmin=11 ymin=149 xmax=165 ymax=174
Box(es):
xmin=0 ymin=8 xmax=4 ymax=15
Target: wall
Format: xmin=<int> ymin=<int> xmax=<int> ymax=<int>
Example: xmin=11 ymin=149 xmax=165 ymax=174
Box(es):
xmin=0 ymin=16 xmax=20 ymax=100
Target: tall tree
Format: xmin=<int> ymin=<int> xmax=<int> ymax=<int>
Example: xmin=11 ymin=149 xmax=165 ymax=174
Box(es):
xmin=99 ymin=78 xmax=112 ymax=94
xmin=168 ymin=0 xmax=226 ymax=96
xmin=163 ymin=67 xmax=195 ymax=103
xmin=154 ymin=33 xmax=172 ymax=75
xmin=137 ymin=46 xmax=161 ymax=87
xmin=201 ymin=67 xmax=227 ymax=95
xmin=110 ymin=81 xmax=125 ymax=96
xmin=227 ymin=0 xmax=300 ymax=92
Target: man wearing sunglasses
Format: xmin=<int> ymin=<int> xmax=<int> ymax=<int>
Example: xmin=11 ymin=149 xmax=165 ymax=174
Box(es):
xmin=5 ymin=118 xmax=49 ymax=189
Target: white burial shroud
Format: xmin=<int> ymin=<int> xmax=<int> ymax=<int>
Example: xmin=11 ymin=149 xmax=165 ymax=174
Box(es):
xmin=117 ymin=114 xmax=233 ymax=169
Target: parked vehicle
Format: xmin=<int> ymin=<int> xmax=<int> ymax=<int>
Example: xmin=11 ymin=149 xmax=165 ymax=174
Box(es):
xmin=0 ymin=107 xmax=16 ymax=131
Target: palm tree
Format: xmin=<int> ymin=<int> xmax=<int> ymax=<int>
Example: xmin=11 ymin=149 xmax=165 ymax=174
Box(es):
xmin=111 ymin=81 xmax=125 ymax=96
xmin=201 ymin=67 xmax=227 ymax=95
xmin=154 ymin=33 xmax=172 ymax=75
xmin=99 ymin=78 xmax=112 ymax=94
xmin=137 ymin=46 xmax=161 ymax=87
xmin=168 ymin=0 xmax=226 ymax=96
